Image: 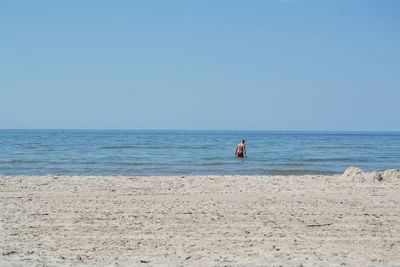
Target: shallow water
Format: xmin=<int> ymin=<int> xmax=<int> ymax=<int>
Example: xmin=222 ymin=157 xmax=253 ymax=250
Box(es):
xmin=0 ymin=130 xmax=399 ymax=176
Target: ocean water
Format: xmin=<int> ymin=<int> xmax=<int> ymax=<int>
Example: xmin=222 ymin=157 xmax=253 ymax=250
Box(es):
xmin=0 ymin=130 xmax=399 ymax=176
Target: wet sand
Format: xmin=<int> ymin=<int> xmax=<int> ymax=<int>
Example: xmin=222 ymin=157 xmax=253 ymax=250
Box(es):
xmin=1 ymin=168 xmax=400 ymax=266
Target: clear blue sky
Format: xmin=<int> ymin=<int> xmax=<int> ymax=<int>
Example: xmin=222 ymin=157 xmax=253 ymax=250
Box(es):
xmin=1 ymin=0 xmax=399 ymax=131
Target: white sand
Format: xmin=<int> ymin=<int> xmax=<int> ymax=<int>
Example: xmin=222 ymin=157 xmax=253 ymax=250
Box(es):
xmin=1 ymin=168 xmax=400 ymax=266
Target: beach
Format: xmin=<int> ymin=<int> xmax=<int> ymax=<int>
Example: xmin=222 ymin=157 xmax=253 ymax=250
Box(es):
xmin=1 ymin=168 xmax=400 ymax=266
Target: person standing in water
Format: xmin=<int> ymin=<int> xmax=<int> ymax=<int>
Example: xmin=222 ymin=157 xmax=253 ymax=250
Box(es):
xmin=235 ymin=139 xmax=247 ymax=158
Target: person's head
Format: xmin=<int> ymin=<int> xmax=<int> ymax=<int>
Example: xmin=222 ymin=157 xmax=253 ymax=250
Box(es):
xmin=242 ymin=139 xmax=245 ymax=144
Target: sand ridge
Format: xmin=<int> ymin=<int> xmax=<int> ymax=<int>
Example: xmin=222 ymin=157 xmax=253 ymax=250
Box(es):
xmin=1 ymin=168 xmax=400 ymax=266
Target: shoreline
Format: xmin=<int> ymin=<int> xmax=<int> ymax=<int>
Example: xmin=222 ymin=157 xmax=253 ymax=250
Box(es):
xmin=1 ymin=168 xmax=400 ymax=266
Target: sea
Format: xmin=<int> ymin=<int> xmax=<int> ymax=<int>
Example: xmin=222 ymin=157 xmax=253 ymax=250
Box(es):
xmin=0 ymin=129 xmax=399 ymax=176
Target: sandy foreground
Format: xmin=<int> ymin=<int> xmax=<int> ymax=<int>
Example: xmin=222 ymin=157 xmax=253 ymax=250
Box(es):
xmin=1 ymin=167 xmax=400 ymax=267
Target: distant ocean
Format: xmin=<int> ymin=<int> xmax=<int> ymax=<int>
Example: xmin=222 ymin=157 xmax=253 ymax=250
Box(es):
xmin=0 ymin=130 xmax=399 ymax=176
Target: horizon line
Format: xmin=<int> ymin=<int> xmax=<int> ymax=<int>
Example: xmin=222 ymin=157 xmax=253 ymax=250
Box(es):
xmin=1 ymin=128 xmax=400 ymax=133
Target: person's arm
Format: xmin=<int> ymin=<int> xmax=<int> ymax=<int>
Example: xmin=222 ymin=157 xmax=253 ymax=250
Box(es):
xmin=235 ymin=145 xmax=238 ymax=155
xmin=244 ymin=145 xmax=247 ymax=157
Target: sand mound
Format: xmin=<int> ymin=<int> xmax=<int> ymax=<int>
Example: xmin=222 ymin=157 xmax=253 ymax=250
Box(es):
xmin=338 ymin=167 xmax=400 ymax=182
xmin=381 ymin=169 xmax=400 ymax=182
xmin=338 ymin=166 xmax=367 ymax=182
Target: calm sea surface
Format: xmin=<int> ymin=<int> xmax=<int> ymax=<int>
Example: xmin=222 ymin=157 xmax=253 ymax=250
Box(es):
xmin=0 ymin=130 xmax=399 ymax=176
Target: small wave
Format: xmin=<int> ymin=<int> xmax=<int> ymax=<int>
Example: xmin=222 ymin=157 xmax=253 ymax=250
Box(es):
xmin=269 ymin=169 xmax=324 ymax=175
xmin=0 ymin=159 xmax=44 ymax=164
xmin=303 ymin=157 xmax=355 ymax=162
xmin=199 ymin=157 xmax=221 ymax=161
xmin=268 ymin=163 xmax=309 ymax=167
xmin=193 ymin=162 xmax=225 ymax=167
xmin=77 ymin=161 xmax=156 ymax=167
xmin=100 ymin=145 xmax=138 ymax=149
